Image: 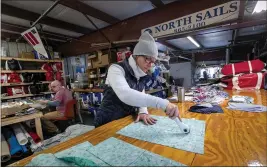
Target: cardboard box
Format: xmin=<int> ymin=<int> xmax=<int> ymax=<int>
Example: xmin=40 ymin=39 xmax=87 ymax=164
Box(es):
xmin=92 ymin=54 xmax=109 ymax=68
xmin=87 ymin=59 xmax=93 ymax=69
xmin=1 ymin=104 xmax=29 ymax=118
xmin=19 ymin=52 xmax=35 ymax=59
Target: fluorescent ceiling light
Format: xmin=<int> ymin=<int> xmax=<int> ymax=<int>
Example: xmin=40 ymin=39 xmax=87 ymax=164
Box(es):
xmin=187 ymin=36 xmax=200 ymax=48
xmin=253 ymin=0 xmax=267 ymax=14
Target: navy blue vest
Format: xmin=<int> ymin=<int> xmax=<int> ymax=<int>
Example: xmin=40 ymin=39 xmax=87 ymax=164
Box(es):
xmin=94 ymin=58 xmax=149 ymax=127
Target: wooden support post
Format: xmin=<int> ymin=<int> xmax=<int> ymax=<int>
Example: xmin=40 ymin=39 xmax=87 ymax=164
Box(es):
xmin=191 ymin=53 xmax=196 ymax=86
xmin=35 ymin=117 xmax=44 ymax=140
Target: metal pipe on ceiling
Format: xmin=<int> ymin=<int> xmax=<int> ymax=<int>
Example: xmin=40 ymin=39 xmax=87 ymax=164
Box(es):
xmin=168 ymin=50 xmax=192 ymax=61
xmin=31 ymin=0 xmax=61 ymax=27
xmin=83 ymin=13 xmax=111 ymax=44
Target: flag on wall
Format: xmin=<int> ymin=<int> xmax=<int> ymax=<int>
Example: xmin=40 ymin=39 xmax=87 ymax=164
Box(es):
xmin=21 ymin=27 xmax=49 ymax=59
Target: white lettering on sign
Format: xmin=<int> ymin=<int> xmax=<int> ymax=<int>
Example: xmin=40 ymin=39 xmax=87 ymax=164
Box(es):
xmin=142 ymin=1 xmax=240 ymax=37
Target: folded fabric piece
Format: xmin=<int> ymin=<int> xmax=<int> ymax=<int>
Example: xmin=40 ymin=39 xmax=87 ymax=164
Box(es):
xmin=1 ymin=134 xmax=11 ymax=163
xmin=2 ymin=127 xmax=23 ymax=156
xmin=27 ymin=137 xmax=185 ymax=166
xmin=229 ymin=95 xmax=254 ymax=104
xmin=189 ymin=104 xmax=224 ymax=114
xmin=26 ymin=153 xmax=77 ymax=167
xmin=42 ymin=124 xmax=95 ymax=149
xmin=55 ymin=141 xmax=108 ymax=167
xmin=27 ymin=142 xmax=103 ymax=167
xmin=11 ymin=124 xmax=28 ymax=145
xmin=227 ymin=103 xmax=267 ymax=112
xmin=88 ymin=137 xmax=185 ymax=166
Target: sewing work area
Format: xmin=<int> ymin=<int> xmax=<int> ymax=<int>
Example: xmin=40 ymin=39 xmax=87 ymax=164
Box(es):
xmin=1 ymin=0 xmax=267 ymax=167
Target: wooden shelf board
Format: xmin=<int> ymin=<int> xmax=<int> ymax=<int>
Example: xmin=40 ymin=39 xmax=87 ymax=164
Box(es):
xmin=1 ymin=112 xmax=43 ymax=127
xmin=71 ymin=88 xmax=104 ymax=93
xmin=0 ymin=57 xmax=63 ymax=63
xmin=1 ymin=81 xmax=51 ymax=87
xmin=1 ymin=92 xmax=53 ymax=100
xmin=1 ymin=70 xmax=47 ymax=73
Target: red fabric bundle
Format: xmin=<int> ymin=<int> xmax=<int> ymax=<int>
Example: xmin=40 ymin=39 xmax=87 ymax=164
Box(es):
xmin=8 ymin=73 xmax=22 ymax=83
xmin=7 ymin=86 xmax=24 ymax=96
xmin=52 ymin=62 xmax=62 ymax=71
xmin=28 ymin=132 xmax=41 ymax=143
xmin=221 ymin=72 xmax=267 ymax=90
xmin=55 ymin=71 xmax=62 ymax=81
xmin=41 ymin=63 xmax=53 ymax=72
xmin=45 ymin=71 xmax=54 ymax=81
xmin=221 ymin=59 xmax=265 ymax=76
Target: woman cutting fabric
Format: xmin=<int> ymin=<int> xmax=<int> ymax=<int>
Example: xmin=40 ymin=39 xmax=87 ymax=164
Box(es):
xmin=94 ymin=32 xmax=180 ymax=127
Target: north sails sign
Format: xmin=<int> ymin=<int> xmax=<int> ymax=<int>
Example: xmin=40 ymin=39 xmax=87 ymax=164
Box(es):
xmin=142 ymin=1 xmax=240 ymax=37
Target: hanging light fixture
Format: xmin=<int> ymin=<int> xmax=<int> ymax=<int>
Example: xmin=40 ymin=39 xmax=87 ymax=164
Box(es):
xmin=187 ymin=36 xmax=200 ymax=48
xmin=252 ymin=0 xmax=267 ymax=14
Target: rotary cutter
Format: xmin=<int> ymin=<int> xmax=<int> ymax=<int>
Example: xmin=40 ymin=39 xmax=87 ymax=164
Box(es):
xmin=173 ymin=117 xmax=190 ymax=134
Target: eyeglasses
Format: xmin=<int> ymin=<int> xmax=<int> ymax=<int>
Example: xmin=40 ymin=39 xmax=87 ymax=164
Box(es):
xmin=143 ymin=56 xmax=156 ymax=64
xmin=51 ymin=85 xmax=59 ymax=88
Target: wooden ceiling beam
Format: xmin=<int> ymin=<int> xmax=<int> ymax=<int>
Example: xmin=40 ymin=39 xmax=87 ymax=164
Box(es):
xmin=2 ymin=4 xmax=93 ymax=34
xmin=57 ymin=0 xmax=120 ymax=24
xmin=1 ymin=22 xmax=74 ymax=42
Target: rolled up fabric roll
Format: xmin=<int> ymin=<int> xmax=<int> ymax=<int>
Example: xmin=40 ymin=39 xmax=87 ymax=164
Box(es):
xmin=11 ymin=124 xmax=28 ymax=145
xmin=28 ymin=132 xmax=41 ymax=143
xmin=20 ymin=124 xmax=43 ymax=152
xmin=2 ymin=127 xmax=23 ymax=156
xmin=1 ymin=134 xmax=11 ymax=162
xmin=19 ymin=124 xmax=32 ymax=141
xmin=21 ymin=145 xmax=28 ymax=153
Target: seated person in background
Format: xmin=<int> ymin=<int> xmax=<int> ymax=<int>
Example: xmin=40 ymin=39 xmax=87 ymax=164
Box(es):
xmin=38 ymin=80 xmax=73 ymax=119
xmin=38 ymin=80 xmax=73 ymax=134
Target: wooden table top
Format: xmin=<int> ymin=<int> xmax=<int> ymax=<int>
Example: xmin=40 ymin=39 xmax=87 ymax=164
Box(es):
xmin=10 ymin=89 xmax=267 ymax=166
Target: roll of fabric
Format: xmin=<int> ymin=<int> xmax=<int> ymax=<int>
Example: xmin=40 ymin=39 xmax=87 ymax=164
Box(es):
xmin=20 ymin=124 xmax=43 ymax=152
xmin=29 ymin=132 xmax=41 ymax=143
xmin=20 ymin=123 xmax=41 ymax=143
xmin=1 ymin=134 xmax=11 ymax=162
xmin=21 ymin=145 xmax=28 ymax=153
xmin=11 ymin=124 xmax=28 ymax=145
xmin=2 ymin=127 xmax=23 ymax=156
xmin=19 ymin=124 xmax=32 ymax=141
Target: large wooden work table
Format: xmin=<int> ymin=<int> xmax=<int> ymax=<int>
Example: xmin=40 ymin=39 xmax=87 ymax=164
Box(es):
xmin=10 ymin=90 xmax=267 ymax=166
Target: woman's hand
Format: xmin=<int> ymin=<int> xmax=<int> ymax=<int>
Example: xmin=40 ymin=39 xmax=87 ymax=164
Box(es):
xmin=135 ymin=113 xmax=157 ymax=125
xmin=165 ymin=103 xmax=180 ymax=119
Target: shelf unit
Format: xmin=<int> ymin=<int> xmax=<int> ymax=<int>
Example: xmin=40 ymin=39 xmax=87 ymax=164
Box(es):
xmin=71 ymin=88 xmax=104 ymax=93
xmin=1 ymin=57 xmax=65 ymax=101
xmin=0 ymin=57 xmax=63 ymax=63
xmin=87 ymin=65 xmax=108 ymax=87
xmin=1 ymin=81 xmax=51 ymax=86
xmin=1 ymin=92 xmax=54 ymax=100
xmin=1 ymin=70 xmax=47 ymax=73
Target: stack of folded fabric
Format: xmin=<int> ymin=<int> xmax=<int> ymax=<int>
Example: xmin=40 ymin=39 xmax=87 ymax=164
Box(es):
xmin=227 ymin=103 xmax=267 ymax=112
xmin=227 ymin=95 xmax=267 ymax=112
xmin=229 ymin=95 xmax=254 ymax=104
xmin=189 ymin=103 xmax=224 ymax=114
xmin=191 ymin=86 xmax=229 ymax=104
